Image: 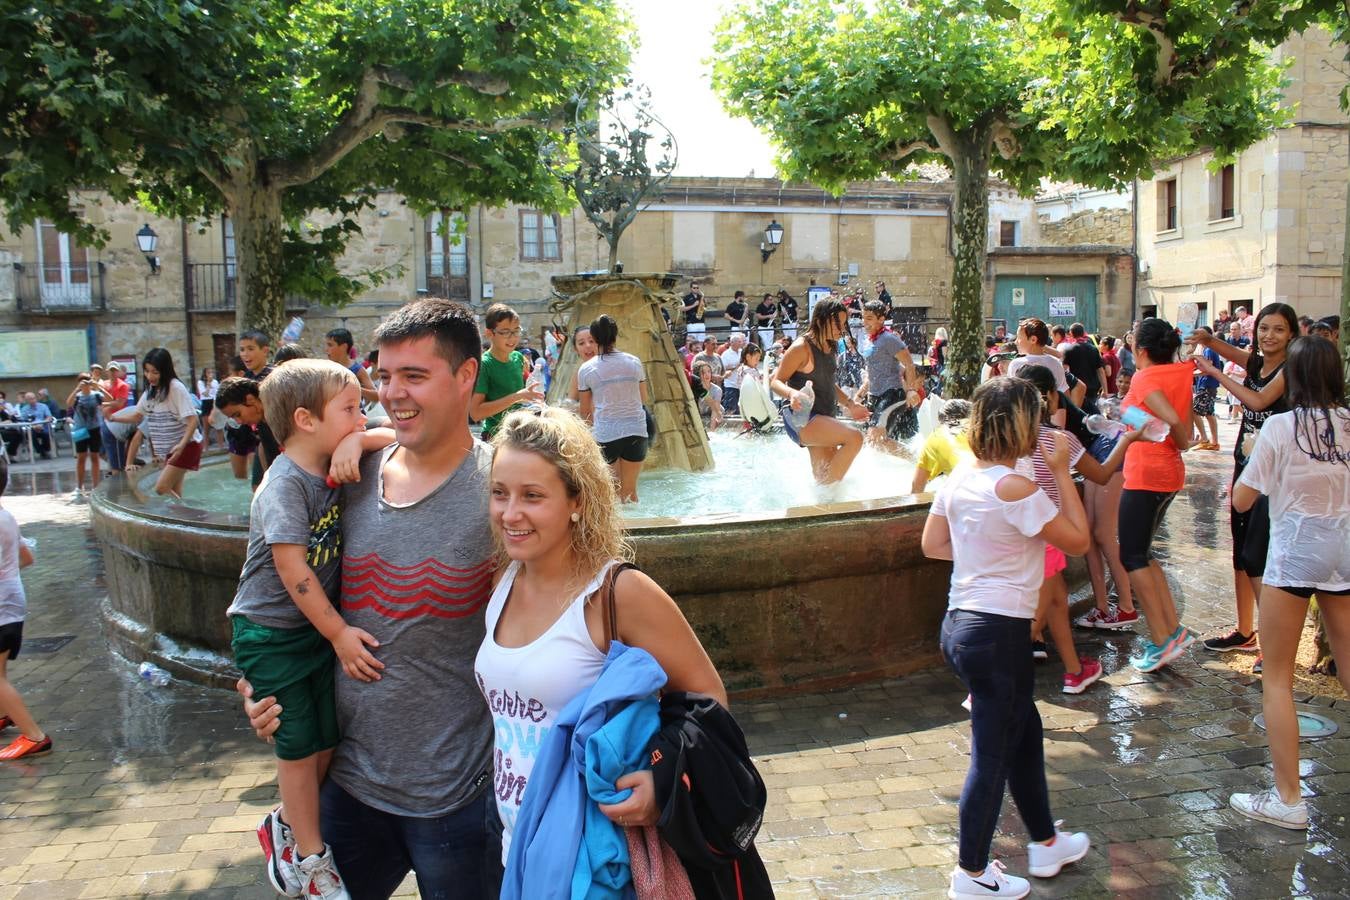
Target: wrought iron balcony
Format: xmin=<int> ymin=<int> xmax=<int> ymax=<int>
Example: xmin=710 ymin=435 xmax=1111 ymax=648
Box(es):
xmin=12 ymin=262 xmax=108 ymax=313
xmin=186 ymin=262 xmax=308 ymax=313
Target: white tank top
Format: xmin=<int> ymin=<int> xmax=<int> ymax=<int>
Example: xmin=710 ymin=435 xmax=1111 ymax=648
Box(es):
xmin=473 ymin=559 xmax=617 ymax=863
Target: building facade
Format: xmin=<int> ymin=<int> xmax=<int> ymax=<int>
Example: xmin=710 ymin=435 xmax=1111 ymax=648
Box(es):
xmin=1135 ymin=27 xmax=1347 ymax=326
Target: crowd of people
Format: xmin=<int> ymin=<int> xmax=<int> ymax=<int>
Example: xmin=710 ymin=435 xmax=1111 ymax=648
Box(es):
xmin=1 ymin=286 xmax=1346 ymax=900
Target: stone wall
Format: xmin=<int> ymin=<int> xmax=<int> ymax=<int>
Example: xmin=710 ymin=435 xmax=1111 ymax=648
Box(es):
xmin=1039 ymin=207 xmax=1133 ymax=247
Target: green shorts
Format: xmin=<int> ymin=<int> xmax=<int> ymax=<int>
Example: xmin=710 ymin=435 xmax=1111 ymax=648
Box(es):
xmin=231 ymin=617 xmax=339 ymax=761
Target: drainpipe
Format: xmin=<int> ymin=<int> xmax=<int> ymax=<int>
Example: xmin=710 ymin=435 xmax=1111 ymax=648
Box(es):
xmin=476 ymin=206 xmax=485 ymax=310
xmin=1130 ymin=180 xmax=1139 ymax=327
xmin=181 ymin=219 xmax=196 ymax=377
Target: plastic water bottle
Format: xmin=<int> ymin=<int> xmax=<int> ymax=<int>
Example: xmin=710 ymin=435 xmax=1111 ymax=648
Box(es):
xmin=526 ymin=359 xmax=545 ymax=392
xmin=1120 ymin=406 xmax=1170 ymax=442
xmin=1084 ymin=414 xmax=1127 ymax=438
xmin=783 ymin=381 xmax=814 ymax=431
xmin=138 ymin=662 xmax=171 ymax=687
xmin=280 ymin=316 xmax=305 ymax=344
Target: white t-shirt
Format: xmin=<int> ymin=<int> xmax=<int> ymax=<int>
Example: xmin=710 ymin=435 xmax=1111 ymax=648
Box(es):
xmin=0 ymin=509 xmax=25 ymax=626
xmin=577 ymin=352 xmax=647 ymax=443
xmin=932 ymin=464 xmax=1058 ymax=618
xmin=1008 ymin=354 xmax=1070 ymax=394
xmin=474 ymin=560 xmax=615 ymax=863
xmin=136 ymin=379 xmax=199 ymax=456
xmin=721 ymin=348 xmax=745 ymax=385
xmin=1238 ymin=410 xmax=1350 ymax=591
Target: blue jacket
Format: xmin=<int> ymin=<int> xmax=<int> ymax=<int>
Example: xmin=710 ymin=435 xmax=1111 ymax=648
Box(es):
xmin=502 ymin=640 xmax=666 ymax=900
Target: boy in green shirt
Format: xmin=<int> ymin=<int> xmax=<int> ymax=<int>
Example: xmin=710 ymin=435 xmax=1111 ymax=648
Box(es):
xmin=469 ymin=303 xmax=542 ymax=439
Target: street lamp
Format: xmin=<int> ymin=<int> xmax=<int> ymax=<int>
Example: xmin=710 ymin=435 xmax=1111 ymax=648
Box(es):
xmin=760 ymin=219 xmax=784 ymax=263
xmin=135 ymin=224 xmax=160 ymax=275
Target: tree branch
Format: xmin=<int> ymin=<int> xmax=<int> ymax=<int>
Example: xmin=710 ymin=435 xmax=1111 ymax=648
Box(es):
xmin=372 ymin=65 xmax=510 ymax=96
xmin=1116 ymin=0 xmax=1258 ymax=86
xmin=884 ymin=139 xmax=937 ymax=162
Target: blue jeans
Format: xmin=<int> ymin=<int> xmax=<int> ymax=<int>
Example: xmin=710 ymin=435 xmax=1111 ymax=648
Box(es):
xmin=940 ymin=608 xmax=1055 ymax=871
xmin=321 ymin=779 xmax=502 ymax=900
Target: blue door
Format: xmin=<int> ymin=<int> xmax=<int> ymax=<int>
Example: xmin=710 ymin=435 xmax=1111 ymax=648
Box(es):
xmin=994 ymin=276 xmax=1099 ymax=333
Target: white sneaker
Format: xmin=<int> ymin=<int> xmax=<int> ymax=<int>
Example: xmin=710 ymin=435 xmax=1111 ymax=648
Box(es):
xmin=256 ymin=807 xmax=302 ymax=898
xmin=1026 ymin=822 xmax=1090 ymax=877
xmin=948 ymin=861 xmax=1029 ymax=899
xmin=297 ymin=845 xmax=351 ymax=900
xmin=1230 ymin=788 xmax=1309 ymax=830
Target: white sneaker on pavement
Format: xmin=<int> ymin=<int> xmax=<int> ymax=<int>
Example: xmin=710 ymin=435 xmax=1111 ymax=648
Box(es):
xmin=1026 ymin=822 xmax=1090 ymax=877
xmin=948 ymin=860 xmax=1030 ymax=899
xmin=297 ymin=845 xmax=351 ymax=900
xmin=1230 ymin=788 xmax=1309 ymax=830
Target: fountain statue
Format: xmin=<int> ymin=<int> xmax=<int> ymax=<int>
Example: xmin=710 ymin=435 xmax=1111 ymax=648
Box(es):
xmin=546 ymin=272 xmax=713 ymax=472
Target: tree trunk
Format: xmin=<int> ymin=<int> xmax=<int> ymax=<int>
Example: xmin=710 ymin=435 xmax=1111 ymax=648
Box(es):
xmin=229 ymin=181 xmax=288 ymax=341
xmin=944 ymin=138 xmax=992 ymax=399
xmin=607 ymin=236 xmax=621 ymax=273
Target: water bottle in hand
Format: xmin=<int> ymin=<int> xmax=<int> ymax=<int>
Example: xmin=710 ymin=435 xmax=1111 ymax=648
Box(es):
xmin=1120 ymin=406 xmax=1170 ymax=442
xmin=1084 ymin=414 xmax=1127 ymax=438
xmin=784 ymin=381 xmax=814 ymax=431
xmin=526 ymin=359 xmax=545 ymax=392
xmin=138 ymin=662 xmax=171 ymax=687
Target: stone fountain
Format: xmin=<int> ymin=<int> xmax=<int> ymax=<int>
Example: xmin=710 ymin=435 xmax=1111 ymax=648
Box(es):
xmin=546 ymin=272 xmax=712 ymax=472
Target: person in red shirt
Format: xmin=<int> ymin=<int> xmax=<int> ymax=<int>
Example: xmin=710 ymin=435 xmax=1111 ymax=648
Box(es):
xmin=98 ymin=362 xmax=133 ymax=472
xmin=1118 ymin=319 xmax=1198 ymax=674
xmin=1099 ymin=336 xmax=1122 ymax=396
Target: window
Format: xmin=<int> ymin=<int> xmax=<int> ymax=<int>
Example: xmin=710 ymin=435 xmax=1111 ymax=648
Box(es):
xmin=426 ymin=210 xmax=468 ymax=278
xmin=519 ymin=210 xmax=561 ymax=262
xmin=1209 ymin=164 xmax=1235 ymax=221
xmin=223 ymin=216 xmax=237 ymax=278
xmin=1156 ymin=178 xmax=1178 ymax=232
xmin=999 ymin=221 xmax=1019 ymax=247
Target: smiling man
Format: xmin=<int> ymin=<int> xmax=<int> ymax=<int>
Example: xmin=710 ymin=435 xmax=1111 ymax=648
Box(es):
xmin=244 ymin=299 xmax=500 ymax=898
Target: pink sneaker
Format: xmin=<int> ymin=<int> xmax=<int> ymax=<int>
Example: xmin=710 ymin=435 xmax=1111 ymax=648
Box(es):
xmin=1062 ymin=658 xmax=1103 ymax=694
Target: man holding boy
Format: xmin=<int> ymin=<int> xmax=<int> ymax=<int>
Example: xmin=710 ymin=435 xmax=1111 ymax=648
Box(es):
xmin=243 ymin=299 xmax=502 ymax=898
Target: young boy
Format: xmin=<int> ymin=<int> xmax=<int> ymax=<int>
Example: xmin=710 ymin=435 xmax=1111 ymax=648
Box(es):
xmin=228 ymin=331 xmax=274 ymax=481
xmin=228 ymin=360 xmax=373 ymax=900
xmin=217 ymin=378 xmax=281 ymax=490
xmin=323 ymin=328 xmax=379 ymax=405
xmin=0 ymin=457 xmax=48 ymax=760
xmin=469 ymin=303 xmax=540 ymax=440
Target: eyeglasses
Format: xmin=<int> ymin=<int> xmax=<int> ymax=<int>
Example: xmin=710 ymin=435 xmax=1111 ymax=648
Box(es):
xmin=493 ymin=328 xmax=522 ymax=337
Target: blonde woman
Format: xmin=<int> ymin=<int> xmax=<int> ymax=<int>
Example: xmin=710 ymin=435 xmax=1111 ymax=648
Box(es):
xmin=475 ymin=407 xmax=725 ymax=881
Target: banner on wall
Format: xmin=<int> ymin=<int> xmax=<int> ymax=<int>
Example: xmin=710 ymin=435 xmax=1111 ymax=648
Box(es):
xmin=0 ymin=329 xmax=90 ymax=378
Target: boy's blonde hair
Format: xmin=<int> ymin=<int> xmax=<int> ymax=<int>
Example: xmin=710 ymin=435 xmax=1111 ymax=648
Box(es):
xmin=260 ymin=359 xmax=358 ymax=445
xmin=967 ymin=376 xmax=1041 ymax=462
xmin=491 ymin=406 xmax=633 ymax=577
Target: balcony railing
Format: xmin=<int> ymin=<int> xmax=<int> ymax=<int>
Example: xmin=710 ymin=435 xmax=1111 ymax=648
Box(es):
xmin=186 ymin=262 xmax=307 ymax=313
xmin=13 ymin=262 xmax=108 ymax=312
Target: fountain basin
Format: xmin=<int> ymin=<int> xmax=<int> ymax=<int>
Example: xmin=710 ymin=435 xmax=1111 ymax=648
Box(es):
xmin=91 ymin=458 xmax=962 ymax=694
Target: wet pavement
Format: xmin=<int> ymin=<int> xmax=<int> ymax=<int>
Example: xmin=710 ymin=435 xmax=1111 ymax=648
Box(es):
xmin=0 ymin=419 xmax=1346 ymax=898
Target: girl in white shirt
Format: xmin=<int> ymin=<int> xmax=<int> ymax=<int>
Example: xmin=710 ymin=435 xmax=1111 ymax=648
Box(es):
xmin=921 ymin=376 xmax=1091 ymax=900
xmin=1229 ymin=336 xmax=1350 ymax=831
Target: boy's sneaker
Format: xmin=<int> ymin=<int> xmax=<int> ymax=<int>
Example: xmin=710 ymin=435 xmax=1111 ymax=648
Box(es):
xmin=297 ymin=845 xmax=350 ymax=900
xmin=1130 ymin=638 xmax=1167 ymax=673
xmin=1230 ymin=788 xmax=1308 ymax=830
xmin=948 ymin=861 xmax=1029 ymax=899
xmin=1031 ymin=640 xmax=1049 ymax=661
xmin=257 ymin=807 xmax=302 ymax=898
xmin=1062 ymin=658 xmax=1104 ymax=694
xmin=1097 ymin=606 xmax=1140 ymax=630
xmin=0 ymin=734 xmax=52 ymax=760
xmin=1203 ymin=629 xmax=1259 ymax=653
xmin=1026 ymin=822 xmax=1091 ymax=877
xmin=1158 ymin=625 xmax=1196 ymax=666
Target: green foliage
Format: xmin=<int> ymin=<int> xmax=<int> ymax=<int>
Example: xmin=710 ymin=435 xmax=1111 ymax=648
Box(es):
xmin=0 ymin=0 xmax=632 ymax=312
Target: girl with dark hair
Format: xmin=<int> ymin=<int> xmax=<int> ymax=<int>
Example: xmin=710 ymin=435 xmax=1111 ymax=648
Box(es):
xmin=106 ymin=348 xmax=203 ymax=497
xmin=577 ymin=315 xmax=649 ymax=503
xmin=770 ymin=298 xmax=869 ymax=484
xmin=197 ymin=367 xmax=220 ymax=450
xmin=1117 ymin=318 xmax=1198 ymax=673
xmin=922 ymin=377 xmax=1092 ymax=899
xmin=1193 ymin=302 xmax=1298 ymax=663
xmin=1229 ymin=337 xmax=1350 ymax=830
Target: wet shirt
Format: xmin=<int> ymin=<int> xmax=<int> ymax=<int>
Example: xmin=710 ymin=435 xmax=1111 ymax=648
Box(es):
xmin=577 ymin=352 xmax=647 ymax=443
xmin=1121 ymin=361 xmax=1193 ymax=493
xmin=1234 ymin=351 xmax=1289 ymax=475
xmin=329 ymin=443 xmax=495 ymax=817
xmin=227 ymin=454 xmax=342 ymax=629
xmin=0 ymin=509 xmax=26 ymax=626
xmin=862 ymin=329 xmax=907 ymax=396
xmin=1016 ymin=424 xmax=1086 ymax=509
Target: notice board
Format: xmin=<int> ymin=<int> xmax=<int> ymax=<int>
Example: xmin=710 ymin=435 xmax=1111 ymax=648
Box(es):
xmin=0 ymin=329 xmax=90 ymax=378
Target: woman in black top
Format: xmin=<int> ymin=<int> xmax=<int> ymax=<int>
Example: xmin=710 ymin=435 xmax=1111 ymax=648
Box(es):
xmin=1193 ymin=302 xmax=1297 ymax=660
xmin=769 ymin=298 xmax=870 ymax=484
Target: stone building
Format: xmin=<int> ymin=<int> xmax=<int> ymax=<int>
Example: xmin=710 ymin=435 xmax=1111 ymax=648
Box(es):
xmin=1135 ymin=27 xmax=1347 ymax=326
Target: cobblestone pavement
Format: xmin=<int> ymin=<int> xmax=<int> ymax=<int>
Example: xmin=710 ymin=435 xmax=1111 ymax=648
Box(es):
xmin=1 ymin=420 xmax=1346 ymax=899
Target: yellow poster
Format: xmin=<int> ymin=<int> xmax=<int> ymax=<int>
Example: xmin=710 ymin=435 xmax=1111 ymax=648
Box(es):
xmin=0 ymin=329 xmax=90 ymax=377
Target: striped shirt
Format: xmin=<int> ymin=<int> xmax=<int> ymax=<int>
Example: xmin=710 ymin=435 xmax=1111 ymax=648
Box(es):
xmin=1016 ymin=424 xmax=1085 ymax=509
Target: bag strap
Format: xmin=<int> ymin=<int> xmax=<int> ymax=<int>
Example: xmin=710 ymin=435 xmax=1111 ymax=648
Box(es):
xmin=601 ymin=562 xmax=640 ymax=650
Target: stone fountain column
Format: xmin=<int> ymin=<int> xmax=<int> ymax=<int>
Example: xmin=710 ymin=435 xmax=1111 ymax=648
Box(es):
xmin=546 ymin=273 xmax=713 ymax=472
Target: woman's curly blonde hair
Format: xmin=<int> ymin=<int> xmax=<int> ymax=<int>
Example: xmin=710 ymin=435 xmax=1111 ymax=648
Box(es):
xmin=490 ymin=405 xmax=633 ymax=578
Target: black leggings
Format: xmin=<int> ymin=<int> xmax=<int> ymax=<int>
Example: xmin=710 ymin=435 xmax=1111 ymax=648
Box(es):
xmin=1118 ymin=489 xmax=1176 ymax=572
